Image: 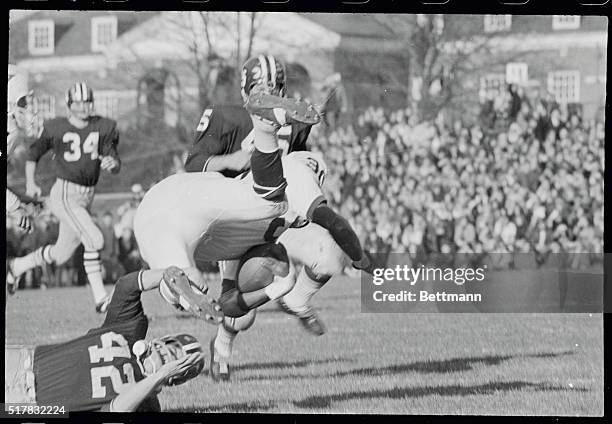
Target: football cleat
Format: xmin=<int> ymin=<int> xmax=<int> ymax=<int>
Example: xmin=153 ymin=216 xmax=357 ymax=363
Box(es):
xmin=245 ymin=90 xmax=320 ymax=126
xmin=278 ymin=299 xmax=326 ymax=336
xmin=6 ymin=259 xmax=18 ymax=296
xmin=162 ymin=266 xmax=224 ymax=325
xmin=209 ymin=338 xmax=230 ymax=382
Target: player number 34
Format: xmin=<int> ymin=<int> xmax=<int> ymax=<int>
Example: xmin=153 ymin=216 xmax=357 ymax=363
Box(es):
xmin=62 ymin=132 xmax=100 ymax=162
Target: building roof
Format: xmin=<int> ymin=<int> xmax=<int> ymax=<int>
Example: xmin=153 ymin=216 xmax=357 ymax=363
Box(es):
xmin=9 ymin=11 xmax=158 ymax=60
xmin=301 ymin=13 xmax=399 ymax=39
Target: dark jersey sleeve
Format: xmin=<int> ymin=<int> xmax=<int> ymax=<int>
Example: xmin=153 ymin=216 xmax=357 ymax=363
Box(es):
xmin=27 ymin=123 xmax=54 ymax=162
xmin=102 ymin=270 xmax=145 ymax=329
xmin=184 ymin=107 xmax=227 ymax=172
xmin=100 ymin=119 xmax=120 ymax=162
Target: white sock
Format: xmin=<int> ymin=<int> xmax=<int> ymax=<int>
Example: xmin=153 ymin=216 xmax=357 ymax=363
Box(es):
xmin=215 ymin=324 xmax=237 ymax=359
xmin=252 ymin=118 xmax=279 ymax=153
xmin=11 ymin=246 xmax=49 ymax=277
xmin=83 ymin=250 xmax=107 ymax=304
xmin=282 ymin=268 xmax=329 ymax=314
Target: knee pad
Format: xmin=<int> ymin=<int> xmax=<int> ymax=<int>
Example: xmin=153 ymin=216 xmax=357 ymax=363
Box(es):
xmin=223 ymin=309 xmax=256 ymax=332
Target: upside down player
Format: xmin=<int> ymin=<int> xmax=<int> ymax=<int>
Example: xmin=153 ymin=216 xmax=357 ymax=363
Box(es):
xmin=133 ymin=81 xmax=320 ymax=322
xmin=4 ymin=267 xmax=209 ymax=412
xmin=7 ymin=83 xmax=120 ymax=312
xmin=184 ymin=55 xmax=372 ymax=380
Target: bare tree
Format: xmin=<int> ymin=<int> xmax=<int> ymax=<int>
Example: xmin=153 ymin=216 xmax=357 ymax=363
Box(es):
xmin=374 ymin=14 xmax=527 ymax=121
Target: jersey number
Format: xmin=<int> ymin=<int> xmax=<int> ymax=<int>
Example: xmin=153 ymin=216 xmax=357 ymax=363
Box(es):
xmin=88 ymin=332 xmax=136 ymax=398
xmin=197 ymin=109 xmax=213 ymax=132
xmin=62 ymin=132 xmax=100 ymax=162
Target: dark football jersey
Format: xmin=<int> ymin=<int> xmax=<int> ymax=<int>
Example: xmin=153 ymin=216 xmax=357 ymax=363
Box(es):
xmin=33 ymin=271 xmax=155 ymax=412
xmin=184 ymin=104 xmax=312 ymax=176
xmin=28 ymin=116 xmax=120 ymax=187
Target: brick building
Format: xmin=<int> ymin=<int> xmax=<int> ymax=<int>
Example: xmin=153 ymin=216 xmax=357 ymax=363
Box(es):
xmin=442 ymin=14 xmax=608 ymax=120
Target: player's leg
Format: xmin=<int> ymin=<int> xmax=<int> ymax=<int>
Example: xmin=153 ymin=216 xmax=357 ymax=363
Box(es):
xmin=139 ymin=229 xmax=222 ymax=323
xmin=278 ymin=224 xmax=347 ymax=335
xmin=209 ymin=260 xmax=253 ymax=381
xmin=59 ymin=182 xmax=110 ymax=311
xmin=246 ymin=88 xmax=318 ymax=201
xmin=7 ymin=180 xmax=80 ymax=293
xmin=211 ymin=246 xmax=292 ymax=382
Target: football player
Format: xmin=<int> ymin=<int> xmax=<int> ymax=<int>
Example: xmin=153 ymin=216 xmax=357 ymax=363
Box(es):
xmin=133 ymin=86 xmax=320 ymax=323
xmin=5 ymin=267 xmax=208 ymax=412
xmin=184 ymin=55 xmax=371 ymax=380
xmin=6 ymin=64 xmax=37 ymax=234
xmin=6 ymin=82 xmax=121 ymax=312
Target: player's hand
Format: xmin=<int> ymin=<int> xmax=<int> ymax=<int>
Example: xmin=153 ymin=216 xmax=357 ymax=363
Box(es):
xmin=352 ymin=251 xmax=375 ymax=275
xmin=25 ymin=182 xmax=42 ymax=199
xmin=14 ymin=208 xmax=33 ymax=234
xmin=157 ymin=352 xmax=205 ymax=386
xmin=227 ymin=150 xmax=252 ymax=172
xmin=101 ymin=156 xmax=120 ymax=173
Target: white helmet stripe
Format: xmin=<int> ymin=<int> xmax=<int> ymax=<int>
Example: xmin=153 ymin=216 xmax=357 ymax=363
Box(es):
xmin=75 ymin=83 xmax=82 ymax=101
xmin=81 ymin=83 xmax=88 ymax=101
xmin=268 ymin=55 xmax=277 ymax=88
xmin=258 ymin=55 xmax=268 ymax=84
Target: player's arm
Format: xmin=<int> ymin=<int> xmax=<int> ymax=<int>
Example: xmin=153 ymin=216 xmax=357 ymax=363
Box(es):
xmin=108 ymin=351 xmax=204 ymax=412
xmin=184 ymin=107 xmax=250 ymax=173
xmin=310 ymin=203 xmax=372 ymax=272
xmin=102 ymin=269 xmax=164 ymax=326
xmin=100 ymin=121 xmax=121 ymax=174
xmin=25 ymin=125 xmax=53 ymax=198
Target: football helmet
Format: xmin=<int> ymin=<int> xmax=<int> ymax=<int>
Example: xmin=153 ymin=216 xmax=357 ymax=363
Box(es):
xmin=65 ymin=82 xmax=94 ymax=120
xmin=8 ymin=64 xmax=37 ymax=139
xmin=133 ymin=333 xmax=205 ymax=386
xmin=240 ymin=55 xmax=287 ymax=102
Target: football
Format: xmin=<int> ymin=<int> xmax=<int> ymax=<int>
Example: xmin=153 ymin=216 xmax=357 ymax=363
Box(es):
xmin=236 ymin=243 xmax=290 ymax=293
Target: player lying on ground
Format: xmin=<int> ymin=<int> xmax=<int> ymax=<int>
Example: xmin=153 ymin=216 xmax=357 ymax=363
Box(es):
xmin=182 ymin=55 xmax=371 ymax=380
xmin=6 ymin=83 xmax=121 ymax=313
xmin=4 ymin=267 xmax=214 ymax=412
xmin=6 ymin=64 xmax=37 ymax=234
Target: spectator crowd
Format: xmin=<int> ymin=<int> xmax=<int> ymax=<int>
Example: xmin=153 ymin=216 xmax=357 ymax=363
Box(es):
xmin=310 ymin=85 xmax=604 ymax=270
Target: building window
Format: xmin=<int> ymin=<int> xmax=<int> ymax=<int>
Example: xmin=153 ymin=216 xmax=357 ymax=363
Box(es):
xmin=91 ymin=16 xmax=118 ymax=52
xmin=28 ymin=20 xmax=54 ymax=55
xmin=483 ymin=15 xmax=512 ymax=33
xmin=506 ymin=63 xmax=528 ymax=85
xmin=95 ymin=90 xmax=119 ymax=119
xmin=552 ymin=15 xmax=581 ymax=30
xmin=547 ymin=71 xmax=581 ymax=104
xmin=481 ymin=73 xmax=506 ymax=98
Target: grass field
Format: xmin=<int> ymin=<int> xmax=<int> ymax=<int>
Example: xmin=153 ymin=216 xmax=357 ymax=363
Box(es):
xmin=5 ymin=275 xmax=603 ymax=415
